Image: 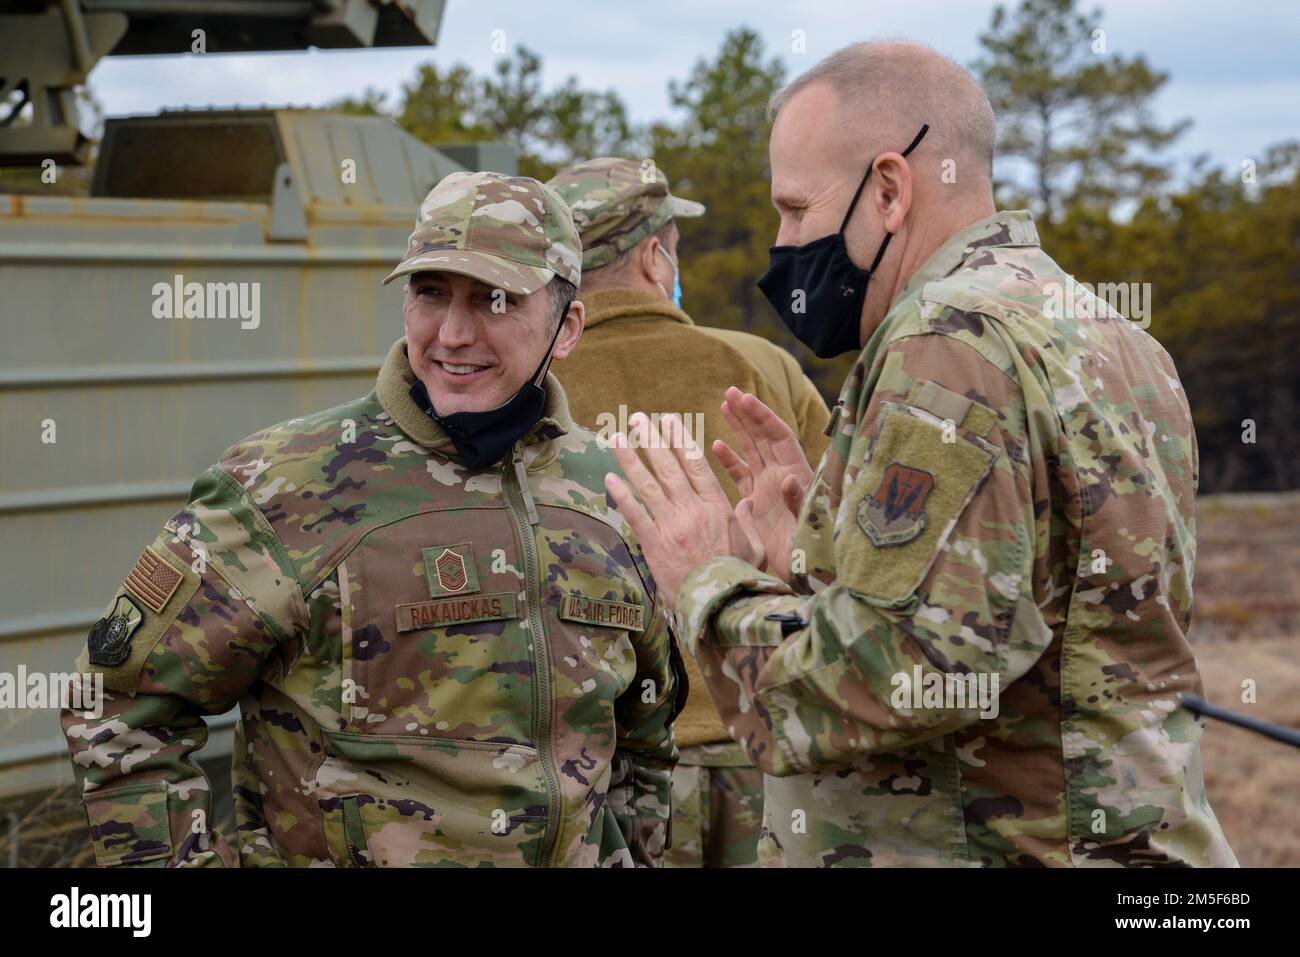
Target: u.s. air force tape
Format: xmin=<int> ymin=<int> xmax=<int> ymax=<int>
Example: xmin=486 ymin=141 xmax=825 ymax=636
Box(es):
xmin=558 ymin=594 xmax=645 ymax=632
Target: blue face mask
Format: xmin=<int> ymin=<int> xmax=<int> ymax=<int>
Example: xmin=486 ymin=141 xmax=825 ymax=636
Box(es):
xmin=656 ymin=245 xmax=682 ymax=308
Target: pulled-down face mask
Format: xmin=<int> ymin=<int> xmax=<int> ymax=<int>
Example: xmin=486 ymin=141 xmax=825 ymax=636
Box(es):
xmin=411 ymin=300 xmax=572 ymax=469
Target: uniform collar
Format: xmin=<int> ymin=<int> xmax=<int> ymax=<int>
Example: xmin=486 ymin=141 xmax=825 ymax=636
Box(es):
xmin=580 ymin=287 xmax=695 ymax=329
xmin=897 ymin=209 xmax=1040 ymax=304
xmin=376 ymin=338 xmax=573 ymax=468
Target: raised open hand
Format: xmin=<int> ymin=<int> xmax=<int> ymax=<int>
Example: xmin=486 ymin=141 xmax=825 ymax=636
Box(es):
xmin=605 ymin=412 xmax=759 ymax=608
xmin=713 ymin=387 xmax=814 ymax=582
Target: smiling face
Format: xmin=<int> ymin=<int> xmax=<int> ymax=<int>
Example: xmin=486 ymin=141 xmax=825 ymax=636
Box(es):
xmin=403 ymin=271 xmax=584 ymax=416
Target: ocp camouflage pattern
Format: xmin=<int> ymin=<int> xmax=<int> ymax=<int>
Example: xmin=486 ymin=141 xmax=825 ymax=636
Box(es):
xmin=664 ymin=741 xmax=764 ymax=868
xmin=384 ymin=170 xmax=583 ymax=293
xmin=678 ymin=210 xmax=1237 ymax=867
xmin=546 ymin=157 xmax=704 ymax=269
xmin=62 ymin=338 xmax=684 ymax=868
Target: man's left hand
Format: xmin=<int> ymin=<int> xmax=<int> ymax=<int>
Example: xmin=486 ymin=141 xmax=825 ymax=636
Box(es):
xmin=605 ymin=412 xmax=757 ymax=610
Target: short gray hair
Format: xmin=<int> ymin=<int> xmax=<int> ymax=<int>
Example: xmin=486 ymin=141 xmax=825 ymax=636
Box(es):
xmin=546 ymin=276 xmax=577 ymax=331
xmin=768 ymin=41 xmax=996 ymax=179
xmin=582 ymin=220 xmax=677 ymax=282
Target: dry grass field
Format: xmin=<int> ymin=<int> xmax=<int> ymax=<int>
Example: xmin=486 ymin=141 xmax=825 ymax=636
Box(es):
xmin=1188 ymin=492 xmax=1300 ymax=867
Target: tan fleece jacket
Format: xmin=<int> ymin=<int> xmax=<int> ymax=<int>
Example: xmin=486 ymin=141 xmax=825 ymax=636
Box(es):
xmin=555 ymin=288 xmax=831 ymax=749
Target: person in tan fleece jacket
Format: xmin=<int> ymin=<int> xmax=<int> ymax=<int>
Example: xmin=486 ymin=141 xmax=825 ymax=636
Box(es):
xmin=548 ymin=157 xmax=830 ymax=867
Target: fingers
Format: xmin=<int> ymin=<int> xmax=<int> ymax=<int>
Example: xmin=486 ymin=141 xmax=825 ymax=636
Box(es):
xmin=736 ymin=390 xmax=808 ymax=469
xmin=626 ymin=412 xmax=696 ymax=499
xmin=730 ymin=387 xmax=789 ymax=439
xmin=604 ymin=472 xmax=658 ymax=548
xmin=720 ymin=390 xmax=767 ymax=470
xmin=712 ymin=439 xmax=754 ymax=496
xmin=780 ymin=473 xmax=808 ymax=517
xmin=722 ymin=387 xmax=812 ymax=479
xmin=609 ymin=429 xmax=672 ymax=514
xmin=663 ymin=414 xmax=729 ymax=505
xmin=717 ymin=390 xmax=764 ymax=455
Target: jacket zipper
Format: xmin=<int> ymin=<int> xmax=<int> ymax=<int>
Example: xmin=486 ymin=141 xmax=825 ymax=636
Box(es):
xmin=505 ymin=446 xmax=561 ymax=867
xmin=342 ymin=795 xmax=371 ymax=867
xmin=347 ymin=840 xmax=366 ymax=868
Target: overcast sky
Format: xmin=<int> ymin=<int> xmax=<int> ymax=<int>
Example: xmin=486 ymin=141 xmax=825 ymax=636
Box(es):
xmin=89 ymin=0 xmax=1300 ymax=177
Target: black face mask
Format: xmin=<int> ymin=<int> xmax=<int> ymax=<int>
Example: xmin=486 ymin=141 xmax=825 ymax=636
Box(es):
xmin=757 ymin=124 xmax=929 ymax=359
xmin=410 ymin=302 xmax=571 ymax=470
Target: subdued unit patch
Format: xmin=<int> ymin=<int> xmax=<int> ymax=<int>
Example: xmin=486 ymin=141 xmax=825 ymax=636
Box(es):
xmin=839 ymin=404 xmax=997 ymax=605
xmin=86 ymin=596 xmax=143 ymax=667
xmin=857 ymin=463 xmax=935 ymax=547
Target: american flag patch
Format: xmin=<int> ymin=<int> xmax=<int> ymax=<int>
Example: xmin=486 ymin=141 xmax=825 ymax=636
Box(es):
xmin=123 ymin=546 xmax=184 ymax=613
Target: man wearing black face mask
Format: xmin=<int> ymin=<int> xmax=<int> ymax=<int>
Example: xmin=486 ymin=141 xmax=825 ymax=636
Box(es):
xmin=606 ymin=42 xmax=1235 ymax=868
xmin=62 ymin=170 xmax=686 ymax=868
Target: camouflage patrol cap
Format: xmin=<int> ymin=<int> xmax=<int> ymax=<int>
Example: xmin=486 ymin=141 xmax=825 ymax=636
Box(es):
xmin=546 ymin=157 xmax=705 ymax=270
xmin=383 ymin=170 xmax=582 ymax=293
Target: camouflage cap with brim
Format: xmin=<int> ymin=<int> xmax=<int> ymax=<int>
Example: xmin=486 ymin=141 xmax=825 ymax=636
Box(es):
xmin=546 ymin=157 xmax=705 ymax=270
xmin=384 ymin=170 xmax=582 ymax=294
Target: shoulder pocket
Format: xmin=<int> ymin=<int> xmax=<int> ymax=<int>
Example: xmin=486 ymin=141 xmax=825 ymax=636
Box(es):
xmin=837 ymin=401 xmax=998 ymax=607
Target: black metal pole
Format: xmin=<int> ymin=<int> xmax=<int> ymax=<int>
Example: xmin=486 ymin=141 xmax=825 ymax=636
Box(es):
xmin=1182 ymin=694 xmax=1300 ymax=749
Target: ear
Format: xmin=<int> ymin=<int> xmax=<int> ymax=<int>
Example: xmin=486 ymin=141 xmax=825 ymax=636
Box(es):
xmin=638 ymin=235 xmax=663 ymax=285
xmin=550 ymin=299 xmax=586 ymax=361
xmin=870 ymin=151 xmax=914 ymax=233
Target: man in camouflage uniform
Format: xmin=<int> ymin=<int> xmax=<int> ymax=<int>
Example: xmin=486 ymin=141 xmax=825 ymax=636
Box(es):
xmin=547 ymin=156 xmax=831 ymax=867
xmin=606 ymin=41 xmax=1236 ymax=867
xmin=60 ymin=170 xmax=684 ymax=868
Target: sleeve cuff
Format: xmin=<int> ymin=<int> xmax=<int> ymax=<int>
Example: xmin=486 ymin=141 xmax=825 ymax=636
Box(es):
xmin=675 ymin=555 xmax=793 ymax=656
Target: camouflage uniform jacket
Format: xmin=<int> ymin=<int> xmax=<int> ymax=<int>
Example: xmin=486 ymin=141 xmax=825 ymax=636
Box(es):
xmin=63 ymin=338 xmax=685 ymax=868
xmin=678 ymin=210 xmax=1237 ymax=867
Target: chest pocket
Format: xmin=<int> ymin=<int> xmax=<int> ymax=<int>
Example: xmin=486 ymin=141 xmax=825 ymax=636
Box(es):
xmin=534 ymin=513 xmax=646 ymax=718
xmin=339 ymin=508 xmax=533 ymax=743
xmin=837 ymin=399 xmax=998 ymax=607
